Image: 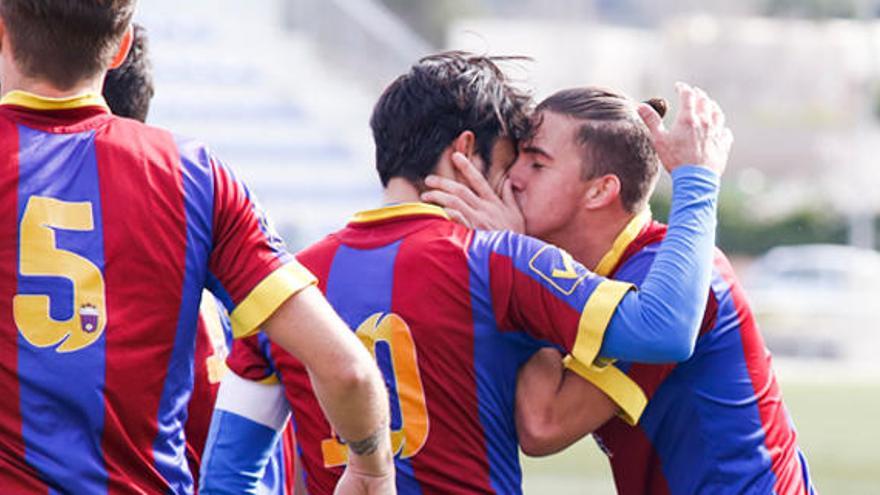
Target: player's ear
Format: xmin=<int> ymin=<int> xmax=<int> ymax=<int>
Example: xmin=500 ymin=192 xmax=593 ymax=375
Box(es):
xmin=452 ymin=131 xmax=477 ymax=158
xmin=584 ymin=174 xmax=621 ymax=210
xmin=108 ymin=24 xmax=134 ymax=70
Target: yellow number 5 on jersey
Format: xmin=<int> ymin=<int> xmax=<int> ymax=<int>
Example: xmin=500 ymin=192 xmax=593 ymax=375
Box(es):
xmin=13 ymin=196 xmax=106 ymax=353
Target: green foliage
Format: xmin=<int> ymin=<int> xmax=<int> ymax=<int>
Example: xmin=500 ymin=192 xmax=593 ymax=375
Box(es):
xmin=650 ymin=191 xmax=853 ymax=255
xmin=522 ymin=380 xmax=880 ymax=494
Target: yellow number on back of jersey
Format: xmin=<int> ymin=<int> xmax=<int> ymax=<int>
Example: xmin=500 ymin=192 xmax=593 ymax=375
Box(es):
xmin=13 ymin=196 xmax=106 ymax=353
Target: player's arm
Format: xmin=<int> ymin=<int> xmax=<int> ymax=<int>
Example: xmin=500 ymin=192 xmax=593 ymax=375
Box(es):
xmin=262 ymin=287 xmax=394 ymax=481
xmin=514 ymin=348 xmax=616 ymax=456
xmin=205 ymin=157 xmax=394 ymax=492
xmin=597 ymin=83 xmax=731 ymax=362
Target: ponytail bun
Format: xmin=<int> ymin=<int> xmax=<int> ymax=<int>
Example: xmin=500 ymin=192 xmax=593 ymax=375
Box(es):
xmin=643 ymin=97 xmax=668 ymax=118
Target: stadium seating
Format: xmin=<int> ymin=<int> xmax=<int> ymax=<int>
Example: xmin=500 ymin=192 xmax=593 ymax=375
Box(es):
xmin=139 ymin=0 xmax=380 ymax=248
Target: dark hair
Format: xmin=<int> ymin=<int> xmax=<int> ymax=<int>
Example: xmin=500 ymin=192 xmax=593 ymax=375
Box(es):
xmin=0 ymin=0 xmax=136 ymax=90
xmin=370 ymin=51 xmax=532 ymax=187
xmin=102 ymin=23 xmax=153 ymax=122
xmin=536 ymin=87 xmax=666 ymax=212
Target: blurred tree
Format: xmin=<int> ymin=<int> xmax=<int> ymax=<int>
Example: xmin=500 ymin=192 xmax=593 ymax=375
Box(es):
xmin=651 ymin=190 xmax=855 ymax=255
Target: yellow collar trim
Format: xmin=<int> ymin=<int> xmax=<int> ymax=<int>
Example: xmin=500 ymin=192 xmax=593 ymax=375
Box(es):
xmin=594 ymin=208 xmax=652 ymax=277
xmin=0 ymin=90 xmax=109 ymax=111
xmin=350 ymin=202 xmax=450 ymax=224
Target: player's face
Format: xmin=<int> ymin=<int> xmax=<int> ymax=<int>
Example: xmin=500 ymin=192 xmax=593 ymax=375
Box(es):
xmin=508 ymin=111 xmax=591 ymax=240
xmin=484 ymin=136 xmax=517 ymax=193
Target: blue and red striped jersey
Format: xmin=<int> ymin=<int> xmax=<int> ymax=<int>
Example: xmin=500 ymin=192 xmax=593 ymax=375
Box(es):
xmin=589 ymin=212 xmax=815 ymax=495
xmin=228 ymin=202 xmax=637 ymax=495
xmin=0 ymin=91 xmax=315 ymax=494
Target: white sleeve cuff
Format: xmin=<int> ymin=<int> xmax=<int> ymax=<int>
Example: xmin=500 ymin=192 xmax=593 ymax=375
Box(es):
xmin=214 ymin=371 xmax=291 ymax=431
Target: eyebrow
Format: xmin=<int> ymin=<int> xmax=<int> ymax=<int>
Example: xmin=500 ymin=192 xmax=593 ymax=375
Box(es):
xmin=522 ymin=145 xmax=553 ymax=161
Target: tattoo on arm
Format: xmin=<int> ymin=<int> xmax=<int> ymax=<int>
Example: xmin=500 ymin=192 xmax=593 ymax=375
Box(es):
xmin=346 ymin=426 xmax=386 ymax=456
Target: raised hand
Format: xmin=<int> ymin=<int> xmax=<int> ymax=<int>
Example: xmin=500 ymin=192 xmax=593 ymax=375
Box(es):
xmin=421 ymin=152 xmax=525 ymax=233
xmin=637 ymin=82 xmax=733 ymax=176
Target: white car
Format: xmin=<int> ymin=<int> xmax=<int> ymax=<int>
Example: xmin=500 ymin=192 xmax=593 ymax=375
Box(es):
xmin=744 ymin=244 xmax=880 ymax=362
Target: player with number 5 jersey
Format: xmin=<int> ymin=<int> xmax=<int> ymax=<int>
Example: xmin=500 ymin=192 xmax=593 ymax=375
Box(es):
xmin=203 ymin=52 xmax=730 ymax=494
xmin=0 ymin=2 xmax=396 ymax=492
xmin=0 ymin=89 xmax=318 ymax=493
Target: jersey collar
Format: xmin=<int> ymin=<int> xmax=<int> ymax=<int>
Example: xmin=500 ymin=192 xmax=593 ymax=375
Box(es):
xmin=349 ymin=202 xmax=450 ymax=225
xmin=0 ymin=90 xmax=109 ymax=112
xmin=594 ymin=208 xmax=652 ymax=277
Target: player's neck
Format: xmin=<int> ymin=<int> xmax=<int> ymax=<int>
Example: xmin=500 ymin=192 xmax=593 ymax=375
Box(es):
xmin=1 ymin=64 xmax=105 ymax=100
xmin=382 ymin=177 xmax=422 ymax=205
xmin=544 ymin=209 xmax=636 ymax=271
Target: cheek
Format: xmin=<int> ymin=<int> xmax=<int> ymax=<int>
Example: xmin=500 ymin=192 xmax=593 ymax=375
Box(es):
xmin=520 ymin=177 xmax=582 ymax=233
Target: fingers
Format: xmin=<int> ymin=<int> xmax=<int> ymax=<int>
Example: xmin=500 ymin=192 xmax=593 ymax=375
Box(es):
xmin=675 ymin=82 xmax=698 ymax=127
xmin=709 ymin=98 xmax=725 ymax=129
xmin=424 ymin=174 xmax=480 ymax=209
xmin=420 ymin=189 xmax=478 ymax=221
xmin=451 ymin=152 xmax=497 ymax=200
xmin=637 ymin=102 xmax=665 ymax=137
xmin=443 ymin=207 xmax=473 ymax=229
xmin=693 ymin=86 xmax=709 ymax=123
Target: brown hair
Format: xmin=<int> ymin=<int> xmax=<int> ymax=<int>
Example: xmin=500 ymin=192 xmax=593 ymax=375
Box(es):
xmin=0 ymin=0 xmax=136 ymax=89
xmin=372 ymin=51 xmax=533 ymax=187
xmin=536 ymin=87 xmax=666 ymax=212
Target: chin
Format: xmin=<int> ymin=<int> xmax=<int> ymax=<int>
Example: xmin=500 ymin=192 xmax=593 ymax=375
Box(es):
xmin=522 ymin=219 xmax=546 ymax=239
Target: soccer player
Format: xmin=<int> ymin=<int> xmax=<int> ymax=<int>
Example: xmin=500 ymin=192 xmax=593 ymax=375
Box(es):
xmin=428 ymin=86 xmax=814 ymax=494
xmin=0 ymin=2 xmax=393 ymax=494
xmin=101 ymin=23 xmax=299 ymax=494
xmin=201 ymin=52 xmax=731 ymax=494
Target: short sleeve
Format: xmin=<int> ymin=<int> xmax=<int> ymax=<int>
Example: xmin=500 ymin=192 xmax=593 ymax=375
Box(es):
xmin=207 ymin=159 xmax=316 ymax=338
xmin=473 ymin=230 xmax=633 ymax=368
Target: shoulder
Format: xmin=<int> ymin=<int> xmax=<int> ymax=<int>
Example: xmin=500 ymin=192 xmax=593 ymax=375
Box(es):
xmin=468 ymin=229 xmax=547 ymax=258
xmin=101 ymin=117 xmax=219 ymax=170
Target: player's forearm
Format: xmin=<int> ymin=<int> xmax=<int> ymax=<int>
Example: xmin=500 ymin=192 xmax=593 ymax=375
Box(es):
xmin=515 ymin=348 xmax=564 ymax=455
xmin=516 ymin=349 xmax=616 ymax=456
xmin=262 ymin=287 xmax=393 ymax=475
xmin=600 ymin=166 xmax=719 ymax=362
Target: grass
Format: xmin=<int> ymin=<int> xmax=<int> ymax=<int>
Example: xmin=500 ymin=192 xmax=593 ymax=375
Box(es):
xmin=521 ymin=379 xmax=880 ymax=494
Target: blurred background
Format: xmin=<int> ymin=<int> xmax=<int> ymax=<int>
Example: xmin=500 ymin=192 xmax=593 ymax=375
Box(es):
xmin=136 ymin=0 xmax=879 ymax=492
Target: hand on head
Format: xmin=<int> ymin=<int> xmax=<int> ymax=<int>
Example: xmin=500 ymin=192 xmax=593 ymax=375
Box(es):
xmin=421 ymin=152 xmax=525 ymax=233
xmin=637 ymin=82 xmax=733 ymax=176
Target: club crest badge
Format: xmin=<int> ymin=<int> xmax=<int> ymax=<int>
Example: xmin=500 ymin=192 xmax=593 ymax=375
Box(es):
xmin=528 ymin=246 xmax=589 ymax=295
xmin=79 ymin=304 xmax=99 ymax=333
